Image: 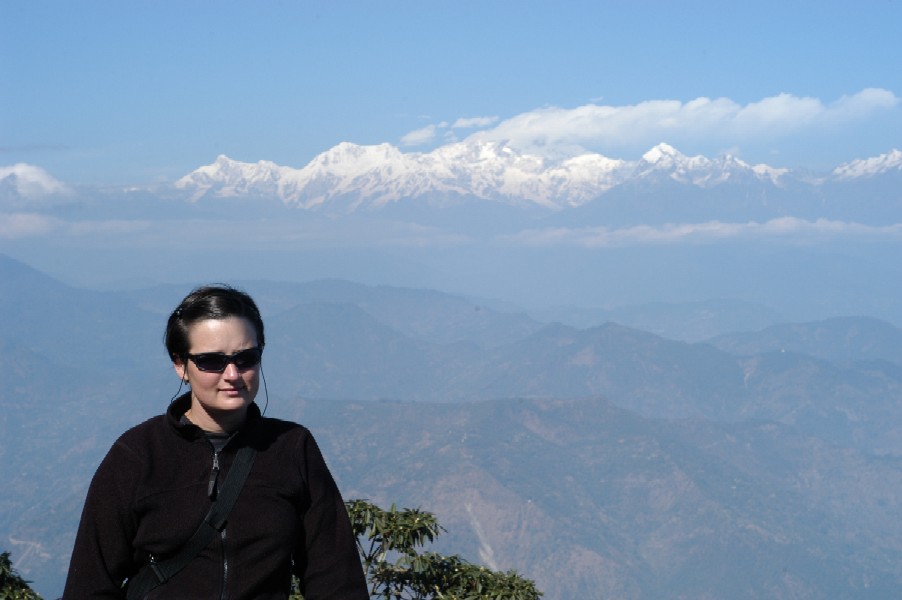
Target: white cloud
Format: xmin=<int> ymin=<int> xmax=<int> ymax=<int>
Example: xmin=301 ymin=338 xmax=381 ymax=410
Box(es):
xmin=0 ymin=164 xmax=70 ymax=197
xmin=501 ymin=218 xmax=902 ymax=247
xmin=400 ymin=124 xmax=439 ymax=146
xmin=462 ymin=89 xmax=899 ymax=158
xmin=829 ymin=88 xmax=900 ymax=120
xmin=451 ymin=116 xmax=499 ymax=129
xmin=398 ymin=89 xmax=898 ymax=157
xmin=402 ymin=116 xmax=501 ymax=147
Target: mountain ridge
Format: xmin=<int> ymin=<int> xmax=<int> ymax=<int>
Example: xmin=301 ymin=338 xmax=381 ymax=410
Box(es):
xmin=174 ymin=141 xmax=886 ymax=209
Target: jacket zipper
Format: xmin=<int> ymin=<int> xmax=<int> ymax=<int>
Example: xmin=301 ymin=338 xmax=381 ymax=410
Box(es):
xmin=208 ymin=451 xmax=220 ymax=499
xmin=208 ymin=445 xmax=229 ymax=599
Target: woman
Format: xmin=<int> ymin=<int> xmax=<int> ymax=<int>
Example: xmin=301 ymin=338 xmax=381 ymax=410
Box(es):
xmin=64 ymin=285 xmax=368 ymax=599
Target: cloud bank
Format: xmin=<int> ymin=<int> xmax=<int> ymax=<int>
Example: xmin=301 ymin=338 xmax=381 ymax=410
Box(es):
xmin=501 ymin=218 xmax=902 ymax=248
xmin=5 ymin=211 xmax=902 ymax=249
xmin=402 ymin=89 xmax=899 ymax=159
xmin=0 ymin=212 xmax=152 ymax=240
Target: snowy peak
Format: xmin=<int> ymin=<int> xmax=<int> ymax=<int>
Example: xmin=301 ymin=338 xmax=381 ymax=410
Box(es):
xmin=833 ymin=149 xmax=902 ymax=180
xmin=174 ymin=154 xmax=290 ymax=201
xmin=641 ymin=142 xmax=685 ymax=165
xmin=633 ymin=143 xmax=777 ymax=187
xmin=305 ymin=142 xmax=405 ymax=173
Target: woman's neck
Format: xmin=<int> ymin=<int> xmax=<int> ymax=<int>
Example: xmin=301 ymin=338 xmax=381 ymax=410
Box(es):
xmin=185 ymin=403 xmax=247 ymax=434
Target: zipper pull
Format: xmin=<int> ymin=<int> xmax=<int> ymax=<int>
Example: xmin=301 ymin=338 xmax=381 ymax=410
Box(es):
xmin=208 ymin=452 xmax=220 ymax=499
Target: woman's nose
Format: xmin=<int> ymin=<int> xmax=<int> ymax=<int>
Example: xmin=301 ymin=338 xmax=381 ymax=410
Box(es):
xmin=222 ymin=362 xmax=241 ymax=378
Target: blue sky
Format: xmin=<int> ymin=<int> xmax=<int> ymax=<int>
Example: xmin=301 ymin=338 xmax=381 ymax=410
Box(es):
xmin=2 ymin=0 xmax=901 ymax=185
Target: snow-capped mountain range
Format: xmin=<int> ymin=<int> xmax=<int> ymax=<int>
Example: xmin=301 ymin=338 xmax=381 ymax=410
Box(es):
xmin=173 ymin=142 xmax=902 ymax=210
xmin=3 ymin=142 xmax=900 ymax=212
xmin=173 ymin=142 xmax=783 ymax=209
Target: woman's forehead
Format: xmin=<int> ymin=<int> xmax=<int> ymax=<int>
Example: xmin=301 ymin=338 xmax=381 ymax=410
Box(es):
xmin=186 ymin=317 xmax=259 ymax=349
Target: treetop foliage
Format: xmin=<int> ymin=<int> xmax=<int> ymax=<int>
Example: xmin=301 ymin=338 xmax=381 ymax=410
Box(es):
xmin=348 ymin=499 xmax=540 ymax=600
xmin=293 ymin=500 xmax=542 ymax=600
xmin=0 ymin=552 xmax=42 ymax=600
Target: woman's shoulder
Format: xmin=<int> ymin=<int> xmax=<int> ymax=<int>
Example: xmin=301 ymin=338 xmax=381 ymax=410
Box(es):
xmin=90 ymin=414 xmax=170 ymax=473
xmin=256 ymin=415 xmax=313 ymax=438
xmin=112 ymin=413 xmax=173 ymax=451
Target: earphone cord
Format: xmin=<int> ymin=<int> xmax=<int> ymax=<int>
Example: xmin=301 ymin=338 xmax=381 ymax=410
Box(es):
xmin=260 ymin=366 xmax=269 ymax=416
xmin=170 ymin=375 xmax=186 ymax=404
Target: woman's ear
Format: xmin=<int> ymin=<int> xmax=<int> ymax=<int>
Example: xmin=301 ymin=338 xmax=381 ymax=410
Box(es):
xmin=173 ymin=359 xmax=188 ymax=382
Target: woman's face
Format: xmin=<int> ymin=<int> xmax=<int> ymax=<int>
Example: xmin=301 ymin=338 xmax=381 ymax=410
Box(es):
xmin=174 ymin=316 xmax=260 ymax=431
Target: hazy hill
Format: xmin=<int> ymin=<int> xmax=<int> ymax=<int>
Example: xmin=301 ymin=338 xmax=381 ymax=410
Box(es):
xmin=529 ymin=298 xmax=784 ymax=343
xmin=707 ymin=316 xmax=902 ymax=365
xmin=4 ymin=255 xmax=902 ymax=598
xmin=117 ymin=278 xmax=544 ymax=348
xmin=0 ymin=254 xmax=163 ymax=373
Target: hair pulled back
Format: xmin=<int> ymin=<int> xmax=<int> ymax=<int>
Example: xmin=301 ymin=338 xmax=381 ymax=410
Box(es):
xmin=165 ymin=284 xmax=265 ymax=362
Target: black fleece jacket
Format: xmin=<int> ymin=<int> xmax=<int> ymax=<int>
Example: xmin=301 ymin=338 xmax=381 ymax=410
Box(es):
xmin=63 ymin=394 xmax=368 ymax=599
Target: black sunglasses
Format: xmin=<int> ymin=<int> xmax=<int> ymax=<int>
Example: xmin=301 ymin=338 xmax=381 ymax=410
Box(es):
xmin=186 ymin=347 xmax=263 ymax=373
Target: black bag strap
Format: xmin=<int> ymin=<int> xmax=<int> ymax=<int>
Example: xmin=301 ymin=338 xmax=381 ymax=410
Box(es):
xmin=125 ymin=445 xmax=257 ymax=600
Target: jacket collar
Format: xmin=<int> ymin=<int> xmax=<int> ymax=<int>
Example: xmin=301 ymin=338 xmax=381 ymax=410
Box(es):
xmin=167 ymin=392 xmax=262 ymax=441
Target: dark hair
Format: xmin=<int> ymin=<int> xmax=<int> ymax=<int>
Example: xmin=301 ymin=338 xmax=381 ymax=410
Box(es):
xmin=165 ymin=284 xmax=265 ymax=362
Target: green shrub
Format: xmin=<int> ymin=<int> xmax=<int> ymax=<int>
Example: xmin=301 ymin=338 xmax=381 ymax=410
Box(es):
xmin=291 ymin=500 xmax=541 ymax=600
xmin=0 ymin=552 xmax=42 ymax=600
